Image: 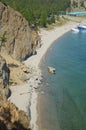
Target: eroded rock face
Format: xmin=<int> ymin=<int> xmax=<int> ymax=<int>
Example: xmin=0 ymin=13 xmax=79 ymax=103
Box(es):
xmin=0 ymin=56 xmax=10 ymax=98
xmin=0 ymin=56 xmax=10 ymax=88
xmin=0 ymin=2 xmax=39 ymax=61
xmin=0 ymin=100 xmax=30 ymax=130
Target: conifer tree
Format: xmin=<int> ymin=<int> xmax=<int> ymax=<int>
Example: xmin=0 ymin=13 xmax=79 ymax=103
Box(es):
xmin=40 ymin=11 xmax=47 ymax=27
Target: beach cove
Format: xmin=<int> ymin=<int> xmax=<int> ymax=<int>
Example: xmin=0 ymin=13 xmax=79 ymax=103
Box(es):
xmin=38 ymin=24 xmax=86 ymax=130
xmin=8 ymin=20 xmax=83 ymax=130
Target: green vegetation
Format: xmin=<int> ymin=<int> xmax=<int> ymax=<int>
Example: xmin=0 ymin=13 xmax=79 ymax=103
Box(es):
xmin=1 ymin=0 xmax=70 ymax=28
xmin=0 ymin=31 xmax=7 ymax=44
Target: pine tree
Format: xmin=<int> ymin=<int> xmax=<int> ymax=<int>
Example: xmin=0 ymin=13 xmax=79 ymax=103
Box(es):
xmin=40 ymin=11 xmax=47 ymax=27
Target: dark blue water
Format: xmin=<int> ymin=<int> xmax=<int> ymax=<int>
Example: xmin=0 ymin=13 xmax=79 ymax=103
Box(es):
xmin=38 ymin=31 xmax=86 ymax=130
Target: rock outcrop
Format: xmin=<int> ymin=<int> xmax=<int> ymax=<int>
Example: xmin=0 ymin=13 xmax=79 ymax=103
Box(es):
xmin=0 ymin=2 xmax=40 ymax=61
xmin=0 ymin=99 xmax=30 ymax=130
xmin=48 ymin=66 xmax=56 ymax=74
xmin=0 ymin=57 xmax=30 ymax=128
xmin=0 ymin=56 xmax=11 ymax=98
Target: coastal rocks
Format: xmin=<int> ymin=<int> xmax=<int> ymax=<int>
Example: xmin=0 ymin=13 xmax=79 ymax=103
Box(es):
xmin=0 ymin=100 xmax=30 ymax=130
xmin=26 ymin=68 xmax=42 ymax=90
xmin=0 ymin=56 xmax=11 ymax=99
xmin=1 ymin=59 xmax=10 ymax=87
xmin=48 ymin=66 xmax=56 ymax=74
xmin=7 ymin=61 xmax=31 ymax=85
xmin=0 ymin=56 xmax=10 ymax=88
xmin=0 ymin=87 xmax=11 ymax=99
xmin=0 ymin=2 xmax=41 ymax=61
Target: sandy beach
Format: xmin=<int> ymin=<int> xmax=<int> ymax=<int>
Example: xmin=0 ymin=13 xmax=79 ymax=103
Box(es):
xmin=24 ymin=21 xmax=79 ymax=68
xmin=9 ymin=20 xmax=80 ymax=130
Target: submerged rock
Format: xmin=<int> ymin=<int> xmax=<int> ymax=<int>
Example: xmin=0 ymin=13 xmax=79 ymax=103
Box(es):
xmin=48 ymin=66 xmax=56 ymax=74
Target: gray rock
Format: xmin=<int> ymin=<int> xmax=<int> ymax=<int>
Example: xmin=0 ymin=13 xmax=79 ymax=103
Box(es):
xmin=0 ymin=87 xmax=11 ymax=98
xmin=48 ymin=66 xmax=56 ymax=74
xmin=0 ymin=56 xmax=10 ymax=88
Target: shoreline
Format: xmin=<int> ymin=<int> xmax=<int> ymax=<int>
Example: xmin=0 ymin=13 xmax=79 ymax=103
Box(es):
xmin=24 ymin=21 xmax=79 ymax=68
xmin=9 ymin=21 xmax=79 ymax=130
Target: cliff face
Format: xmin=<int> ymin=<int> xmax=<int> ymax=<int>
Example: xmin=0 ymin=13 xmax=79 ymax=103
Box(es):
xmin=0 ymin=99 xmax=30 ymax=130
xmin=0 ymin=56 xmax=11 ymax=99
xmin=0 ymin=2 xmax=39 ymax=61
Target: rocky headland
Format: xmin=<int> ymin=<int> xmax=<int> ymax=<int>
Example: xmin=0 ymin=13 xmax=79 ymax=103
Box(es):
xmin=0 ymin=2 xmax=40 ymax=61
xmin=0 ymin=1 xmax=41 ymax=85
xmin=0 ymin=2 xmax=41 ymax=130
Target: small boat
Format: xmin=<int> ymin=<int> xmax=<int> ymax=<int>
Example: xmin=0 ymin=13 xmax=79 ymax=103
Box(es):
xmin=71 ymin=28 xmax=79 ymax=32
xmin=77 ymin=25 xmax=86 ymax=30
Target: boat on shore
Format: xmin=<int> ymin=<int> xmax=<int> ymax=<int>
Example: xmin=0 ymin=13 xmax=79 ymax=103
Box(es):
xmin=77 ymin=25 xmax=86 ymax=30
xmin=71 ymin=28 xmax=79 ymax=32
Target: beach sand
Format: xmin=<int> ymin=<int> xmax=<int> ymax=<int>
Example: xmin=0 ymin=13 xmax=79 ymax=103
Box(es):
xmin=24 ymin=21 xmax=79 ymax=68
xmin=9 ymin=21 xmax=80 ymax=130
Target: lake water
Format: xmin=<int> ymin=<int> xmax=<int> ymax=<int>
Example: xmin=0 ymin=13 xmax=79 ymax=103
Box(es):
xmin=38 ymin=30 xmax=86 ymax=130
xmin=68 ymin=11 xmax=86 ymax=16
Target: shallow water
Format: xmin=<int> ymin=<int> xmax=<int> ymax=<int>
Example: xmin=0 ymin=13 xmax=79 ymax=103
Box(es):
xmin=38 ymin=31 xmax=86 ymax=130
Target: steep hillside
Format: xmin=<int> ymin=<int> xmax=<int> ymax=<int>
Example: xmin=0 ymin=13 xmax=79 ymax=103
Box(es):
xmin=0 ymin=99 xmax=30 ymax=130
xmin=71 ymin=0 xmax=86 ymax=11
xmin=0 ymin=2 xmax=40 ymax=61
xmin=1 ymin=0 xmax=70 ymax=27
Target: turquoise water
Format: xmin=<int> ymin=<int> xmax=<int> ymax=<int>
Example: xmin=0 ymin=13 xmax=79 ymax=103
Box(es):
xmin=38 ymin=31 xmax=86 ymax=130
xmin=68 ymin=12 xmax=86 ymax=16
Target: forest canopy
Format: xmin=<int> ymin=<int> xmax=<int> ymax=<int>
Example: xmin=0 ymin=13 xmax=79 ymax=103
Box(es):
xmin=0 ymin=0 xmax=71 ymax=27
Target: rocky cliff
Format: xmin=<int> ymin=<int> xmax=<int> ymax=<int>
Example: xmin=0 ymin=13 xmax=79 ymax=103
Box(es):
xmin=0 ymin=99 xmax=30 ymax=130
xmin=0 ymin=2 xmax=40 ymax=61
xmin=0 ymin=55 xmax=11 ymax=99
xmin=0 ymin=56 xmax=29 ymax=130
